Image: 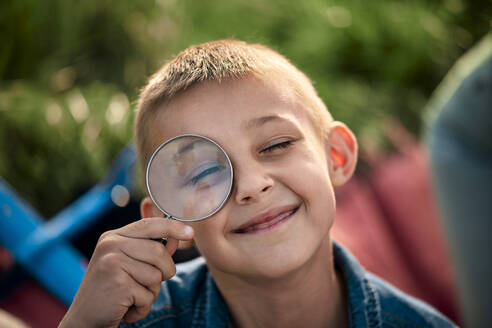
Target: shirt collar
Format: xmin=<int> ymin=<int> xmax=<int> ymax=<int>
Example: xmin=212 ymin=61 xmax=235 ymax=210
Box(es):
xmin=333 ymin=241 xmax=382 ymax=328
xmin=198 ymin=241 xmax=382 ymax=328
xmin=193 ymin=272 xmax=233 ymax=328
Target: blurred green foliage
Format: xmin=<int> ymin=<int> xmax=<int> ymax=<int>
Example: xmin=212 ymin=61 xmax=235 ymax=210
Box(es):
xmin=1 ymin=0 xmax=491 ymax=217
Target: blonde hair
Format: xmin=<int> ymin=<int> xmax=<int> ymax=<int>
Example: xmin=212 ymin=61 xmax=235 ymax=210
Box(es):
xmin=135 ymin=39 xmax=332 ymax=175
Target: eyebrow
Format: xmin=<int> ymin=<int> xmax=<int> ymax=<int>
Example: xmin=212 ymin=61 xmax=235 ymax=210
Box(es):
xmin=245 ymin=115 xmax=285 ymax=130
xmin=176 ymin=138 xmax=209 ymax=157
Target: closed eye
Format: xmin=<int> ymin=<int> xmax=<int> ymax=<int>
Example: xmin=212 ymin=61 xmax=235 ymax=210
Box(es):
xmin=260 ymin=140 xmax=293 ymax=153
xmin=187 ymin=165 xmax=226 ymax=186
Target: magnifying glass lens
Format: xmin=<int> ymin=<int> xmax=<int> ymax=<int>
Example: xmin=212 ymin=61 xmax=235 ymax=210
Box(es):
xmin=146 ymin=135 xmax=233 ymax=221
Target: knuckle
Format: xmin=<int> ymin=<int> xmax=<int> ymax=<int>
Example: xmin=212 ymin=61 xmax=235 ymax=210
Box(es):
xmin=113 ymin=271 xmax=130 ymax=289
xmin=97 ymin=234 xmax=119 ymax=252
xmin=100 ymin=253 xmax=122 ymax=271
xmin=98 ymin=230 xmax=113 ymax=242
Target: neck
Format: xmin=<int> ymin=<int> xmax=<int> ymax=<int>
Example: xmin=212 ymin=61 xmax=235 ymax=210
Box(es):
xmin=210 ymin=238 xmax=349 ymax=328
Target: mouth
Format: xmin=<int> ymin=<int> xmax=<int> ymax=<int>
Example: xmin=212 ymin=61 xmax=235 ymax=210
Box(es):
xmin=233 ymin=204 xmax=300 ymax=234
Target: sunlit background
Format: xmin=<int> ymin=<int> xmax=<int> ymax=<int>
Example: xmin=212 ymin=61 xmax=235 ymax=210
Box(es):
xmin=1 ymin=1 xmax=492 ymax=327
xmin=1 ymin=0 xmax=490 ymax=218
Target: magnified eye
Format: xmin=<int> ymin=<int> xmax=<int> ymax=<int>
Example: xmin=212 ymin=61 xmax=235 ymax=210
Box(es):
xmin=188 ymin=164 xmax=227 ymax=186
xmin=147 ymin=134 xmax=234 ymax=221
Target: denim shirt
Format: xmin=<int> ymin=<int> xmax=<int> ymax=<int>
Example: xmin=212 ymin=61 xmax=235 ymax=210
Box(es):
xmin=119 ymin=242 xmax=455 ymax=328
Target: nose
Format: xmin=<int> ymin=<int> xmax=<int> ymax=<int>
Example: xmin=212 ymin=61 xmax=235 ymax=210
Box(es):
xmin=233 ymin=160 xmax=274 ymax=205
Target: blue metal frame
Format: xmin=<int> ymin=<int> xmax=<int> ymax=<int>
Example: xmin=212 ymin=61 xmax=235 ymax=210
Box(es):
xmin=0 ymin=146 xmax=136 ymax=306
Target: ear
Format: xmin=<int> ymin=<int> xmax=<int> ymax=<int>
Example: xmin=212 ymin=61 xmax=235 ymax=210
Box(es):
xmin=140 ymin=196 xmax=165 ymax=218
xmin=326 ymin=121 xmax=358 ymax=187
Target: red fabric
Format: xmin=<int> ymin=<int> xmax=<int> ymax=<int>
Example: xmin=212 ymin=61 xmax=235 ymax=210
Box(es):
xmin=0 ymin=247 xmax=67 ymax=327
xmin=0 ymin=248 xmax=13 ymax=271
xmin=332 ymin=145 xmax=459 ymax=324
xmin=0 ymin=281 xmax=67 ymax=328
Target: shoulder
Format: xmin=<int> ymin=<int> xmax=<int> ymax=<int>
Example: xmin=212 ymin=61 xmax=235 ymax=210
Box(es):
xmin=119 ymin=257 xmax=209 ymax=328
xmin=332 ymin=241 xmax=457 ymax=328
xmin=366 ymin=273 xmax=457 ymax=328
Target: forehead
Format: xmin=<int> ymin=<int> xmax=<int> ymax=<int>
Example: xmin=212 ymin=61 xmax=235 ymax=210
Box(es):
xmin=150 ymin=76 xmax=318 ymax=150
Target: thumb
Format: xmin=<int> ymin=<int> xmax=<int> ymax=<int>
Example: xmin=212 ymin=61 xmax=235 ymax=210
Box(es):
xmin=165 ymin=237 xmax=179 ymax=256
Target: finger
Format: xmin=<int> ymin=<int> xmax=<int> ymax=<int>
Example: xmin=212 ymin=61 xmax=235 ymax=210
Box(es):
xmin=121 ymin=256 xmax=163 ymax=299
xmin=115 ymin=217 xmax=194 ymax=240
xmin=151 ymin=237 xmax=179 ymax=257
xmin=178 ymin=240 xmax=194 ymax=249
xmin=165 ymin=237 xmax=179 ymax=257
xmin=122 ymin=280 xmax=155 ymax=323
xmin=117 ymin=236 xmax=177 ymax=280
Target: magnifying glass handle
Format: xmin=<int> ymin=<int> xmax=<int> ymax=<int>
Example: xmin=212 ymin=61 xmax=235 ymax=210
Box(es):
xmin=152 ymin=238 xmax=167 ymax=246
xmin=150 ymin=214 xmax=173 ymax=245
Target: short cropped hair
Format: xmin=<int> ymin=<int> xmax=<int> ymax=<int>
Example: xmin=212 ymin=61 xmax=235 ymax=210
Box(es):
xmin=135 ymin=39 xmax=332 ymax=175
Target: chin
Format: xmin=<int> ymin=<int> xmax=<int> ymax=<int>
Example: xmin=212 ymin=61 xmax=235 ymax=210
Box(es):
xmin=237 ymin=239 xmax=324 ymax=280
xmin=254 ymin=259 xmax=308 ymax=280
xmin=204 ymin=214 xmax=333 ymax=280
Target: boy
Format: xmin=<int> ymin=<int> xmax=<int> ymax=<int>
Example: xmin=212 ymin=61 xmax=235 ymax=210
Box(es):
xmin=60 ymin=40 xmax=455 ymax=327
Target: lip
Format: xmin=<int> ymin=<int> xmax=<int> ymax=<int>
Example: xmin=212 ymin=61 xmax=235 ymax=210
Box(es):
xmin=233 ymin=204 xmax=300 ymax=234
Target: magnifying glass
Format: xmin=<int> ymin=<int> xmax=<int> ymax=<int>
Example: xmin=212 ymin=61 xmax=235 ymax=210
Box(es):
xmin=146 ymin=134 xmax=233 ymax=222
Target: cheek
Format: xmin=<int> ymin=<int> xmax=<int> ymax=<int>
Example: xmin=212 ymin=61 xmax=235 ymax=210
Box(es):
xmin=288 ymin=155 xmax=333 ymax=197
xmin=287 ymin=157 xmax=336 ymax=225
xmin=189 ymin=212 xmax=229 ymax=259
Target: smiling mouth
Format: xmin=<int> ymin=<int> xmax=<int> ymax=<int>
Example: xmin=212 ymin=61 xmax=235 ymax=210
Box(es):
xmin=233 ymin=206 xmax=299 ymax=234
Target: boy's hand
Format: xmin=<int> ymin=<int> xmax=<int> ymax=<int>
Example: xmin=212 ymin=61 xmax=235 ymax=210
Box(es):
xmin=59 ymin=217 xmax=194 ymax=328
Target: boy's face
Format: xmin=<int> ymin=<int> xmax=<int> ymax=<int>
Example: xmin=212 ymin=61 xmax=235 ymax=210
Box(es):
xmin=144 ymin=75 xmax=355 ymax=279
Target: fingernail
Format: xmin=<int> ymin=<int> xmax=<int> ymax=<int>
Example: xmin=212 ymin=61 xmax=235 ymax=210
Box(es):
xmin=184 ymin=225 xmax=194 ymax=236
